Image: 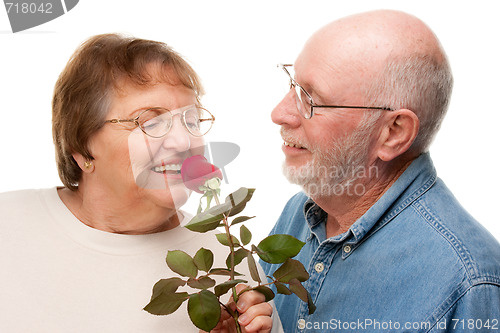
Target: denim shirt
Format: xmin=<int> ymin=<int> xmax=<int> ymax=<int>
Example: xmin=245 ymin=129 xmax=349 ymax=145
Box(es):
xmin=260 ymin=153 xmax=500 ymax=333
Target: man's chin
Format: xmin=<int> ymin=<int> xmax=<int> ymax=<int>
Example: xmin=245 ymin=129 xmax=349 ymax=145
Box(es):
xmin=281 ymin=164 xmax=350 ymax=198
xmin=282 ymin=162 xmax=312 ymax=185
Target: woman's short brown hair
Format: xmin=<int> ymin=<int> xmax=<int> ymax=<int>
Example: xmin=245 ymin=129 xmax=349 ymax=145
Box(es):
xmin=52 ymin=33 xmax=204 ymax=190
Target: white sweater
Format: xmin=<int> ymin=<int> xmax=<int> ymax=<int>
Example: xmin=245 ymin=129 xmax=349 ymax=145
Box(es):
xmin=0 ymin=188 xmax=281 ymax=332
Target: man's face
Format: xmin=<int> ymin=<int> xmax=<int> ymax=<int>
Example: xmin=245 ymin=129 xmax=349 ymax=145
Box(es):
xmin=279 ymin=114 xmax=378 ymax=198
xmin=271 ymin=32 xmax=380 ymax=198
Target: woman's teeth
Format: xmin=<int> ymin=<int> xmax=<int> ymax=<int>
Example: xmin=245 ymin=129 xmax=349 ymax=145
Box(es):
xmin=152 ymin=164 xmax=182 ymax=174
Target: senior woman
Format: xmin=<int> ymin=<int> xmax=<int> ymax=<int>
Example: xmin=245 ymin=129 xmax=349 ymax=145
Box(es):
xmin=0 ymin=34 xmax=277 ymax=332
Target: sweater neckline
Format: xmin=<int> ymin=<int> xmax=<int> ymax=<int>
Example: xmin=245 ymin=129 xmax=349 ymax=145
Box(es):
xmin=40 ymin=187 xmax=195 ymax=256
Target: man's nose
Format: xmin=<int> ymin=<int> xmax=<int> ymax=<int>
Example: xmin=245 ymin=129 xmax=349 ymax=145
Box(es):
xmin=271 ymin=89 xmax=302 ymax=128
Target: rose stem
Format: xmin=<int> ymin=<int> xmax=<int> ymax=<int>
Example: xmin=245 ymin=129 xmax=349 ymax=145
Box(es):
xmin=211 ymin=189 xmax=242 ymax=333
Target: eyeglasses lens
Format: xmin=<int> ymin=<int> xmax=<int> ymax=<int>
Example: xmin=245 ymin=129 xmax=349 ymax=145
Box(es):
xmin=281 ymin=65 xmax=312 ymax=119
xmin=138 ymin=110 xmax=171 ymax=138
xmin=183 ymin=107 xmax=213 ymax=137
xmin=138 ymin=107 xmax=213 ymax=138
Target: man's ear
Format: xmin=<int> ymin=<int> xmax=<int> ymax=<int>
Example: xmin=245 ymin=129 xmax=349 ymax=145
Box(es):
xmin=376 ymin=109 xmax=419 ymax=161
xmin=72 ymin=153 xmax=94 ymax=173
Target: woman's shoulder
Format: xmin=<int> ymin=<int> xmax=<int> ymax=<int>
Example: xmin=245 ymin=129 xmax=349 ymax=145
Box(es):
xmin=0 ymin=188 xmax=41 ymax=202
xmin=0 ymin=187 xmax=58 ymax=215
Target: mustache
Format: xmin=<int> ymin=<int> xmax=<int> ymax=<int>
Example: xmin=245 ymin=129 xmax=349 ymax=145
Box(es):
xmin=280 ymin=128 xmax=310 ymax=149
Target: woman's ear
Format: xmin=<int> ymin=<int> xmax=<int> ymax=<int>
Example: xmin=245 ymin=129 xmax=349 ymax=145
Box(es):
xmin=73 ymin=153 xmax=95 ymax=173
xmin=376 ymin=109 xmax=419 ymax=161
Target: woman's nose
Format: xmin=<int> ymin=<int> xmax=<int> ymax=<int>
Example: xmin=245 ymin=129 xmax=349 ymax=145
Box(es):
xmin=161 ymin=118 xmax=191 ymax=152
xmin=271 ymin=89 xmax=302 ymax=128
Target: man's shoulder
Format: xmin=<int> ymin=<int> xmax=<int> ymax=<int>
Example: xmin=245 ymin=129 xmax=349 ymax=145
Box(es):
xmin=280 ymin=192 xmax=309 ymax=220
xmin=284 ymin=191 xmax=309 ymax=209
xmin=277 ymin=192 xmax=310 ymax=219
xmin=408 ymin=178 xmax=500 ymax=284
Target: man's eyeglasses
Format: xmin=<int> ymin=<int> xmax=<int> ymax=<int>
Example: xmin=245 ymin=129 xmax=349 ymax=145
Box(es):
xmin=278 ymin=64 xmax=393 ymax=119
xmin=105 ymin=105 xmax=215 ymax=138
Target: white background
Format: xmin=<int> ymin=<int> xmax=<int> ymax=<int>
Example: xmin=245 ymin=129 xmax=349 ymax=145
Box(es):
xmin=1 ymin=0 xmax=498 ymax=243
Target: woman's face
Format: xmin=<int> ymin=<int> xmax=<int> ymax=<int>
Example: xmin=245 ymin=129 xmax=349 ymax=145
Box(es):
xmin=87 ymin=78 xmax=205 ymax=212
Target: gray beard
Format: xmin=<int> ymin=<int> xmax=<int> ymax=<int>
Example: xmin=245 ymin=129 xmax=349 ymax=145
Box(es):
xmin=282 ymin=116 xmax=378 ymax=198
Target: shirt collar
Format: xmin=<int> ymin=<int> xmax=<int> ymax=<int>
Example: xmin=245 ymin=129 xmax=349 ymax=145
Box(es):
xmin=303 ymin=152 xmax=437 ymax=245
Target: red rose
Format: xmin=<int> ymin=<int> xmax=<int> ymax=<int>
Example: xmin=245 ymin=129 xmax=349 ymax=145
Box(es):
xmin=181 ymin=155 xmax=223 ymax=193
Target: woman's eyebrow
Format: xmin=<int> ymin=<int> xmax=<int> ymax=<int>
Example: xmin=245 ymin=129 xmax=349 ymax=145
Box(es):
xmin=127 ymin=106 xmax=162 ymax=118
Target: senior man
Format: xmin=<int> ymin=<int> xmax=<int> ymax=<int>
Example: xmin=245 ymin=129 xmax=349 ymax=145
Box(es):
xmin=260 ymin=10 xmax=500 ymax=333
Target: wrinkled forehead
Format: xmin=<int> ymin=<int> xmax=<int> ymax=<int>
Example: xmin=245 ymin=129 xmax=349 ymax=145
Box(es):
xmin=300 ymin=23 xmax=392 ymax=69
xmin=112 ymin=63 xmax=186 ymax=97
xmin=294 ymin=27 xmax=401 ymax=97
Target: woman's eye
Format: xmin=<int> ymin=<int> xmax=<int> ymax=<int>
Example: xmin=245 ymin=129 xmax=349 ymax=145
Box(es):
xmin=184 ymin=113 xmax=200 ymax=130
xmin=139 ymin=110 xmax=164 ymax=128
xmin=186 ymin=121 xmax=199 ymax=131
xmin=141 ymin=118 xmax=161 ymax=130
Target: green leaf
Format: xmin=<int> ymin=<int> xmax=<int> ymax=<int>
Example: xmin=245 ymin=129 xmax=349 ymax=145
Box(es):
xmin=252 ymin=244 xmax=263 ymax=255
xmin=224 ymin=187 xmax=256 ymax=217
xmin=231 ymin=216 xmax=255 ymax=226
xmin=187 ymin=276 xmax=216 ymax=290
xmin=275 ymin=281 xmax=292 ymax=295
xmin=187 ymin=290 xmax=221 ymax=332
xmin=209 ymin=268 xmax=243 ymax=276
xmin=272 ymin=258 xmax=309 ymax=283
xmin=184 ymin=209 xmax=225 ymax=233
xmin=240 ymin=225 xmax=252 ymax=246
xmin=307 ymin=290 xmax=317 ymax=315
xmin=185 ymin=217 xmax=222 ymax=233
xmin=144 ymin=291 xmax=189 ymax=315
xmin=193 ymin=248 xmax=214 ymax=272
xmin=216 ymin=233 xmax=241 ymax=247
xmin=288 ymin=278 xmax=308 ymax=303
xmin=150 ymin=277 xmax=186 ymax=300
xmin=226 ymin=248 xmax=248 ymax=269
xmin=201 ymin=191 xmax=213 ymax=212
xmin=246 ymin=252 xmax=261 ymax=283
xmin=185 ymin=197 xmax=235 ymax=232
xmin=214 ymin=279 xmax=248 ymax=297
xmin=286 ymin=278 xmax=316 ymax=314
xmin=225 ymin=187 xmax=255 ymax=205
xmin=257 ymin=235 xmax=305 ymax=264
xmin=252 ymin=285 xmax=275 ymax=302
xmin=204 ymin=193 xmax=213 ymax=209
xmin=166 ymin=250 xmax=198 ymax=278
xmin=185 ymin=188 xmax=255 ymax=232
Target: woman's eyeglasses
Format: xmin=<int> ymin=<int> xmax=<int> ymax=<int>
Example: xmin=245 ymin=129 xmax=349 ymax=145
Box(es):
xmin=105 ymin=105 xmax=215 ymax=138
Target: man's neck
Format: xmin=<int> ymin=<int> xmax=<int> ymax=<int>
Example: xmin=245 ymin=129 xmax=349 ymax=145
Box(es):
xmin=314 ymin=158 xmax=414 ymax=238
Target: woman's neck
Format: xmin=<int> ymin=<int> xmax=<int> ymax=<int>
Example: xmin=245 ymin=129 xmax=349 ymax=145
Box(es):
xmin=57 ymin=187 xmax=181 ymax=235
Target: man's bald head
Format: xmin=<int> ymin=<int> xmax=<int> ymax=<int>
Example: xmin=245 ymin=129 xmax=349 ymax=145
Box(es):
xmin=296 ymin=10 xmax=453 ymax=153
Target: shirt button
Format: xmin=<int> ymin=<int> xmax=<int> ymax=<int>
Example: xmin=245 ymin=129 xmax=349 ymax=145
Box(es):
xmin=343 ymin=245 xmax=352 ymax=253
xmin=298 ymin=319 xmax=306 ymax=330
xmin=314 ymin=262 xmax=324 ymax=273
